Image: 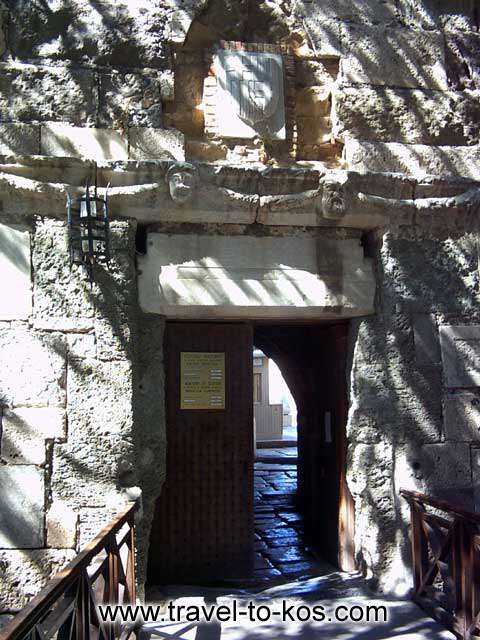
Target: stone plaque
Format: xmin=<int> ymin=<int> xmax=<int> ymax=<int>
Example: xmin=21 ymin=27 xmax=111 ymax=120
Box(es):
xmin=215 ymin=51 xmax=286 ymax=140
xmin=180 ymin=352 xmax=225 ymax=410
xmin=440 ymin=325 xmax=480 ymax=387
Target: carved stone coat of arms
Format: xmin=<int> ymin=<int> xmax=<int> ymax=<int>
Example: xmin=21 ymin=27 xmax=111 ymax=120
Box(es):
xmin=214 ymin=50 xmax=286 ymax=140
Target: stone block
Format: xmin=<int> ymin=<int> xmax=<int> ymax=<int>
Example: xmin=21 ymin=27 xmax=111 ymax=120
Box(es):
xmin=297 ymin=0 xmax=398 ymax=26
xmin=0 ymin=64 xmax=96 ymax=125
xmin=344 ymin=139 xmax=480 ymax=180
xmin=0 ymin=155 xmax=95 ymax=189
xmin=67 ymin=332 xmax=96 ymax=359
xmin=0 ymin=466 xmax=44 ymax=549
xmin=78 ymin=506 xmax=120 ymax=549
xmin=94 ymin=319 xmax=131 ymax=361
xmin=46 ymin=501 xmax=78 ymax=549
xmin=0 ymin=224 xmax=32 ymax=321
xmin=0 ymin=124 xmax=39 ymax=155
xmin=8 ymin=0 xmax=167 ymax=68
xmin=444 ymin=392 xmax=480 ymax=442
xmin=420 ymin=442 xmax=472 ymax=504
xmin=333 ymin=87 xmax=473 ymax=145
xmin=413 ymin=314 xmax=441 ymax=365
xmin=341 ymin=24 xmax=447 ymax=90
xmin=1 ymin=407 xmax=66 ymax=464
xmin=440 ymin=326 xmax=480 ymax=387
xmin=33 ymin=220 xmax=96 ymax=324
xmin=98 ymin=72 xmax=163 ymax=129
xmin=446 ymin=32 xmax=480 ymax=92
xmin=381 ymin=233 xmax=478 ymax=315
xmin=41 ymin=124 xmax=128 ymax=161
xmin=51 ymin=433 xmax=133 ymax=508
xmin=0 ymin=329 xmax=66 ymax=407
xmin=66 ymin=359 xmax=133 ymax=440
xmin=397 ymin=0 xmax=477 ymax=31
xmin=129 ymin=128 xmax=185 ymax=161
xmin=0 ymin=549 xmax=75 ymax=610
xmin=138 ymin=233 xmax=375 ymax=319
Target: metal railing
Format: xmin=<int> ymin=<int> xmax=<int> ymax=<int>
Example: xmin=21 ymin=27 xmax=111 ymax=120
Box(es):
xmin=402 ymin=489 xmax=480 ymax=639
xmin=0 ymin=503 xmax=137 ymax=640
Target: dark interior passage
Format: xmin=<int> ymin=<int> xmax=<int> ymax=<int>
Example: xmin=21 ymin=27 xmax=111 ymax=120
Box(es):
xmin=254 ymin=322 xmax=354 ymax=572
xmin=146 ymin=320 xmax=353 ymax=589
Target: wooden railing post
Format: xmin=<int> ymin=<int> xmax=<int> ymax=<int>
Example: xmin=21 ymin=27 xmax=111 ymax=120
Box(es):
xmin=410 ymin=498 xmax=428 ymax=596
xmin=126 ymin=511 xmax=136 ymax=604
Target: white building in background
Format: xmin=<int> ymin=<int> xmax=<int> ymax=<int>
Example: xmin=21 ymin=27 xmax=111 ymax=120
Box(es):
xmin=253 ymin=349 xmax=297 ymax=442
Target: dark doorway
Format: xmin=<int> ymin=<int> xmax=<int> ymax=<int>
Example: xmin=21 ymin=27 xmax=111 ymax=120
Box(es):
xmin=254 ymin=322 xmax=354 ymax=571
xmin=147 ymin=320 xmax=354 ymax=588
xmin=147 ymin=322 xmax=254 ymax=584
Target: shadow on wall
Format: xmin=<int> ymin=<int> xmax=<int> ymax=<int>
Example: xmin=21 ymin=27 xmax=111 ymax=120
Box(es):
xmin=346 ymin=229 xmax=480 ymax=595
xmin=0 ymin=221 xmax=166 ymax=609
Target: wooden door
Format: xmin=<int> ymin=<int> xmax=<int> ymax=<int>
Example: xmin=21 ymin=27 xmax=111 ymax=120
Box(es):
xmin=147 ymin=322 xmax=254 ymax=584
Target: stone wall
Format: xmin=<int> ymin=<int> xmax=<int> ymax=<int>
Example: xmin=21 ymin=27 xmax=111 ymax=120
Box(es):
xmin=0 ymin=0 xmax=480 ymax=613
xmin=0 ymin=217 xmax=166 ymax=616
xmin=347 ymin=221 xmax=480 ymax=595
xmin=1 ymin=1 xmax=477 ymax=172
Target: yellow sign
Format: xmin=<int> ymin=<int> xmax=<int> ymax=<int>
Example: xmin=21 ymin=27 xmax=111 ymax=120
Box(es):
xmin=180 ymin=352 xmax=225 ymax=410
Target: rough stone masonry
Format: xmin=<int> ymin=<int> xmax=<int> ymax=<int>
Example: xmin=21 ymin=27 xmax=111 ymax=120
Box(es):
xmin=0 ymin=0 xmax=480 ymax=622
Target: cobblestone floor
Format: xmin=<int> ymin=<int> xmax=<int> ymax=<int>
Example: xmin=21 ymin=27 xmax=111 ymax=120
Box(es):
xmin=252 ymin=459 xmax=334 ymax=587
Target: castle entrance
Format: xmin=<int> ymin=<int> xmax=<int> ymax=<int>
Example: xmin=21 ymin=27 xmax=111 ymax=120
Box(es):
xmin=147 ymin=320 xmax=354 ymax=586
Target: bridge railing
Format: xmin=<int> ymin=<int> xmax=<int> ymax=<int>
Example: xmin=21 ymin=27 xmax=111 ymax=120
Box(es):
xmin=0 ymin=502 xmax=137 ymax=640
xmin=402 ymin=489 xmax=480 ymax=640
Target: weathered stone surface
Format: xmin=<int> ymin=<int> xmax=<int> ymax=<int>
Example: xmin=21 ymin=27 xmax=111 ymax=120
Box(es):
xmin=333 ymin=87 xmax=476 ymax=145
xmin=52 ymin=433 xmax=133 ymax=508
xmin=444 ymin=392 xmax=480 ymax=442
xmin=1 ymin=407 xmax=66 ymax=464
xmin=340 ymin=24 xmax=447 ymax=90
xmin=66 ymin=358 xmax=133 ymax=439
xmin=129 ymin=127 xmax=185 ymax=161
xmin=0 ymin=466 xmax=44 ymax=549
xmin=98 ymin=72 xmax=163 ymax=129
xmin=0 ymin=329 xmax=66 ymax=407
xmin=77 ymin=506 xmax=119 ymax=549
xmin=50 ymin=351 xmax=135 ymax=509
xmin=344 ymin=139 xmax=480 ymax=180
xmin=0 ymin=223 xmax=32 ymax=321
xmin=0 ymin=4 xmax=6 ymax=58
xmin=32 ymin=220 xmax=96 ymax=325
xmin=41 ymin=124 xmax=128 ymax=160
xmin=397 ymin=0 xmax=477 ymax=31
xmin=8 ymin=0 xmax=168 ymax=67
xmin=0 ymin=155 xmax=95 ymax=190
xmin=440 ymin=325 xmax=480 ymax=387
xmin=94 ymin=319 xmax=131 ymax=361
xmin=67 ymin=332 xmax=96 ymax=360
xmin=164 ymin=0 xmax=207 ymax=44
xmin=46 ymin=501 xmax=78 ymax=549
xmin=413 ymin=314 xmax=441 ymax=365
xmin=0 ymin=549 xmax=75 ymax=610
xmin=0 ymin=124 xmax=39 ymax=155
xmin=0 ymin=64 xmax=96 ymax=125
xmin=420 ymin=443 xmax=472 ymax=505
xmin=298 ymin=0 xmax=398 ymax=26
xmin=139 ymin=233 xmax=375 ymax=319
xmin=381 ymin=233 xmax=478 ymax=315
xmin=446 ymin=32 xmax=480 ymax=91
